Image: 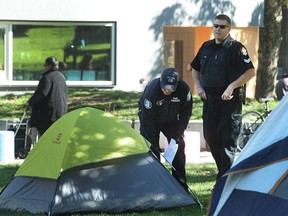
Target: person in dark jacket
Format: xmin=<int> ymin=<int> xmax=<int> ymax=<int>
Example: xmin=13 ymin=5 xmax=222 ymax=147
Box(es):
xmin=28 ymin=56 xmax=68 ymax=136
xmin=138 ymin=67 xmax=193 ymax=189
xmin=275 ymin=75 xmax=288 ymax=101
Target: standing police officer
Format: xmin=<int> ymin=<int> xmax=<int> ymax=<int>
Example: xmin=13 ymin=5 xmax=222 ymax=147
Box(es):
xmin=189 ymin=14 xmax=255 ymax=180
xmin=138 ymin=67 xmax=192 ymax=189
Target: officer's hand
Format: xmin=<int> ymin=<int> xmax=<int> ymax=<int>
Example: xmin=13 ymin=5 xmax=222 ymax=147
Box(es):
xmin=196 ymin=86 xmax=206 ymax=100
xmin=222 ymin=86 xmax=234 ymax=100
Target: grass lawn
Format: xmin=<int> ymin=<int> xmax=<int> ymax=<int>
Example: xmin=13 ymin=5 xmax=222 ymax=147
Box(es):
xmin=0 ymin=88 xmax=280 ymax=120
xmin=0 ymin=162 xmax=217 ymax=216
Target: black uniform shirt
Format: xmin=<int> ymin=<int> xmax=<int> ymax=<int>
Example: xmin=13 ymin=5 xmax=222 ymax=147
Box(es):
xmin=191 ymin=35 xmax=254 ymax=95
xmin=138 ymin=78 xmax=192 ymax=143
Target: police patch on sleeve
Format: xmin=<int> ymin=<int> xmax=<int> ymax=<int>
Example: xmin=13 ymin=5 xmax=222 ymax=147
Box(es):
xmin=144 ymin=99 xmax=152 ymax=109
xmin=244 ymin=58 xmax=251 ymax=63
xmin=241 ymin=47 xmax=251 ymax=63
xmin=241 ymin=47 xmax=247 ymax=56
xmin=186 ymin=91 xmax=191 ymax=101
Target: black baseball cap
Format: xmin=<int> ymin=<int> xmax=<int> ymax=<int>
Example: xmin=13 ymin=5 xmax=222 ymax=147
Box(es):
xmin=160 ymin=68 xmax=179 ymax=92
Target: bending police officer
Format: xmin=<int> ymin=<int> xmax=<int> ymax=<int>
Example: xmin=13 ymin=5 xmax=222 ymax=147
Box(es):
xmin=138 ymin=67 xmax=193 ymax=189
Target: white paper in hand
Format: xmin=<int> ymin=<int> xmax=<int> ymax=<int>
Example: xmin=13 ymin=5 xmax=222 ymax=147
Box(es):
xmin=163 ymin=139 xmax=178 ymax=164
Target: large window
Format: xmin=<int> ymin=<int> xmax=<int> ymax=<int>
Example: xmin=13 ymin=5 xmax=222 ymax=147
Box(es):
xmin=11 ymin=22 xmax=115 ymax=84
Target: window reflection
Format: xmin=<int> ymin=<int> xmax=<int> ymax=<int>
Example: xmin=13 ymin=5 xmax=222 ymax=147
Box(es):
xmin=12 ymin=24 xmax=114 ymax=81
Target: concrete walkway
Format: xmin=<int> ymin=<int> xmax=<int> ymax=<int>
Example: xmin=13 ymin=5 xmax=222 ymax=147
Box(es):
xmin=160 ymin=151 xmax=214 ymax=164
xmin=195 ymin=151 xmax=214 ymax=163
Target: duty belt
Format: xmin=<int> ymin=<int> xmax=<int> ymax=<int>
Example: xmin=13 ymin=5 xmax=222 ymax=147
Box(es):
xmin=206 ymin=95 xmax=222 ymax=100
xmin=206 ymin=95 xmax=239 ymax=103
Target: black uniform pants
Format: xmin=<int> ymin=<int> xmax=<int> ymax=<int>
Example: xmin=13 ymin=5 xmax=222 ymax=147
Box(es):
xmin=203 ymin=96 xmax=242 ymax=179
xmin=141 ymin=122 xmax=187 ymax=186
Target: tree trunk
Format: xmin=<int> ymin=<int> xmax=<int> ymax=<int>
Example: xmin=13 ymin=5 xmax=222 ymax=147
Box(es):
xmin=255 ymin=0 xmax=283 ymax=98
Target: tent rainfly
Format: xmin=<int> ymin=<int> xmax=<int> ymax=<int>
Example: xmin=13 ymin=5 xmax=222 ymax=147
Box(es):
xmin=207 ymin=95 xmax=288 ymax=216
xmin=0 ymin=107 xmax=200 ymax=215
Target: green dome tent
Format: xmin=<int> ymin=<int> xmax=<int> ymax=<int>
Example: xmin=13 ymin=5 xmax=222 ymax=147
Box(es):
xmin=0 ymin=107 xmax=199 ymax=215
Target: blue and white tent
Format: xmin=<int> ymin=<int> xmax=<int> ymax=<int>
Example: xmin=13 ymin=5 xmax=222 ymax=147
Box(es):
xmin=208 ymin=95 xmax=288 ymax=216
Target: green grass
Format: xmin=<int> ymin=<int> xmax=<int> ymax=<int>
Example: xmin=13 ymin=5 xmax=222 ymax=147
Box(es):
xmin=0 ymin=162 xmax=217 ymax=216
xmin=0 ymin=88 xmax=280 ymax=121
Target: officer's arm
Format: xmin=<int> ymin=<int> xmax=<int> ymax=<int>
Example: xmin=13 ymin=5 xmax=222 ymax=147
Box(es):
xmin=222 ymin=43 xmax=256 ymax=100
xmin=177 ymin=91 xmax=193 ymax=136
xmin=222 ymin=68 xmax=255 ymax=100
xmin=192 ymin=68 xmax=206 ymax=99
xmin=229 ymin=68 xmax=255 ymax=89
xmin=140 ymin=100 xmax=159 ymax=145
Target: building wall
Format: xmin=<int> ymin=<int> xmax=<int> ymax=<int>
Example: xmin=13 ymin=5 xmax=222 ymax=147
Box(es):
xmin=0 ymin=0 xmax=263 ymax=92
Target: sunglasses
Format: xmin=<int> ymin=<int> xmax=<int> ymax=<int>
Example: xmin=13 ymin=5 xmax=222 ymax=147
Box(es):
xmin=213 ymin=24 xmax=229 ymax=29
